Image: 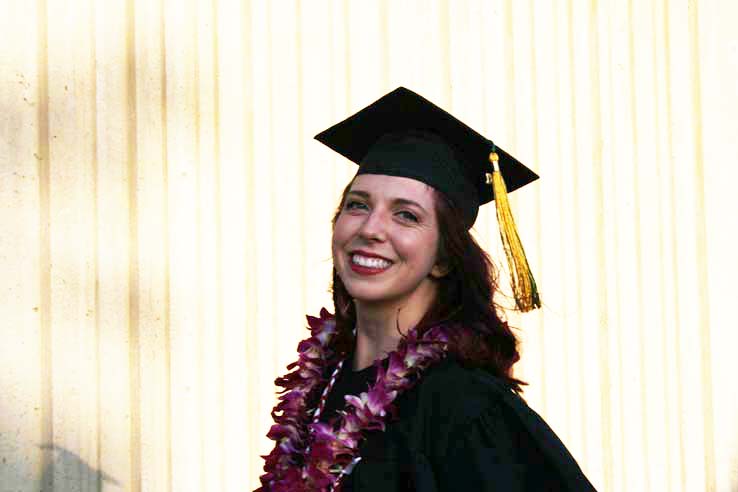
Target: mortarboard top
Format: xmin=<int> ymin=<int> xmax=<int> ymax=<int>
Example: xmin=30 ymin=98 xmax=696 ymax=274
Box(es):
xmin=314 ymin=86 xmax=539 ymax=228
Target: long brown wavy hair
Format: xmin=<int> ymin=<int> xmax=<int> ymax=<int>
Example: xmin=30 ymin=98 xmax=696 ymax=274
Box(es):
xmin=330 ymin=178 xmax=525 ymax=392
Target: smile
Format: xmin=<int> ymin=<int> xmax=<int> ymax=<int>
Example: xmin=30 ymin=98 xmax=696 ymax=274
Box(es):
xmin=351 ymin=254 xmax=392 ymax=269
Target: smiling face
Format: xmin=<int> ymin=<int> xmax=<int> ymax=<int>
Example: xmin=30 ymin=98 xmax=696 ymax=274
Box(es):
xmin=331 ymin=174 xmax=447 ymax=312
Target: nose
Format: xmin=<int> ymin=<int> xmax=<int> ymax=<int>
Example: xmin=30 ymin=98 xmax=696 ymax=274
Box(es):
xmin=357 ymin=208 xmax=388 ymax=242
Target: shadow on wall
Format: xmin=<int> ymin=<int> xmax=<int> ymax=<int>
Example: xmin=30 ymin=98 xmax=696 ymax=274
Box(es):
xmin=39 ymin=444 xmax=120 ymax=491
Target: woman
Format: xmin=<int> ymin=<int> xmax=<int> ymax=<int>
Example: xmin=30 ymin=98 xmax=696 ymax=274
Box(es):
xmin=257 ymin=88 xmax=596 ymax=491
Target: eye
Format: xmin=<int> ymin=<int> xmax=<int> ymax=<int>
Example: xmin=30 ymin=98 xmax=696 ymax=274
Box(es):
xmin=397 ymin=210 xmax=419 ymax=222
xmin=344 ymin=200 xmax=368 ymax=211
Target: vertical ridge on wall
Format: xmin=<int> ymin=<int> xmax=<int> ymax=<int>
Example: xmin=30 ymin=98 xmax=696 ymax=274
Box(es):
xmin=96 ymin=0 xmax=138 ymax=489
xmin=569 ymin=0 xmax=590 ymax=471
xmin=533 ymin=0 xmax=559 ymax=421
xmin=164 ymin=0 xmax=203 ymax=489
xmin=195 ymin=0 xmax=223 ymax=489
xmin=585 ymin=0 xmax=607 ymax=484
xmin=521 ymin=0 xmax=549 ymax=435
xmin=216 ymin=0 xmax=255 ymax=483
xmin=660 ymin=1 xmax=686 ymax=490
xmin=562 ymin=0 xmax=579 ymax=451
xmin=610 ymin=1 xmax=632 ymax=488
xmin=211 ymin=5 xmax=226 ymax=487
xmin=134 ymin=0 xmax=173 ymax=489
xmin=295 ymin=0 xmax=307 ymax=325
xmin=688 ymin=2 xmax=716 ymax=490
xmin=525 ymin=0 xmax=548 ymax=459
xmin=36 ymin=0 xmax=54 ymax=486
xmin=158 ymin=0 xmax=175 ymax=484
xmin=249 ymin=0 xmax=276 ymax=472
xmin=652 ymin=1 xmax=678 ymax=488
xmin=625 ymin=0 xmax=649 ymax=488
xmin=160 ymin=0 xmax=173 ymax=487
xmin=647 ymin=0 xmax=668 ymax=490
xmin=594 ymin=0 xmax=616 ymax=488
xmin=530 ymin=0 xmax=561 ymax=455
xmin=598 ymin=2 xmax=621 ymax=490
xmin=126 ymin=0 xmax=142 ymax=488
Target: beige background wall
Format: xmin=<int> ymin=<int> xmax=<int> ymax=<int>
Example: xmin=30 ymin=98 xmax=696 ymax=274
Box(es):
xmin=2 ymin=0 xmax=737 ymax=490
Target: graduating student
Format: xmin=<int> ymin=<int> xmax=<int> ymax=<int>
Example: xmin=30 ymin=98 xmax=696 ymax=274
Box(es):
xmin=256 ymin=87 xmax=596 ymax=492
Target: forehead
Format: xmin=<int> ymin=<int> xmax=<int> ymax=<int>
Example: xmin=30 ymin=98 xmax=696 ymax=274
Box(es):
xmin=348 ymin=174 xmax=435 ymax=203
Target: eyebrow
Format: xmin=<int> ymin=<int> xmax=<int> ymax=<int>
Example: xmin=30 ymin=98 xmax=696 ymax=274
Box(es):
xmin=347 ymin=190 xmax=428 ymax=214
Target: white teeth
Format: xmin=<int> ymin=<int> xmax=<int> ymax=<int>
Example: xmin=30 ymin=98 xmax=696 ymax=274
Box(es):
xmin=351 ymin=254 xmax=391 ymax=269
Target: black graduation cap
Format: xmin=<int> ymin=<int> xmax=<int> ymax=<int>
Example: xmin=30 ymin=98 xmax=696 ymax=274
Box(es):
xmin=314 ymin=86 xmax=539 ymax=229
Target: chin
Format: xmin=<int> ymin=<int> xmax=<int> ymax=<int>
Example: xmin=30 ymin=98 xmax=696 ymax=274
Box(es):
xmin=344 ymin=286 xmax=391 ymax=304
xmin=339 ymin=272 xmax=426 ymax=307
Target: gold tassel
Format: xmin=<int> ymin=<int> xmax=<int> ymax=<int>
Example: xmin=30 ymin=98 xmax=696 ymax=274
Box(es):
xmin=488 ymin=151 xmax=541 ymax=312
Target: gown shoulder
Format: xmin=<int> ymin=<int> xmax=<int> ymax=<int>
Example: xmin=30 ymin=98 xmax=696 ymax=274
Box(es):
xmin=351 ymin=357 xmax=597 ymax=491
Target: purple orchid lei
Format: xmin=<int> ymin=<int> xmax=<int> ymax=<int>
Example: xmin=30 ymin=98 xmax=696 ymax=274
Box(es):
xmin=256 ymin=308 xmax=454 ymax=492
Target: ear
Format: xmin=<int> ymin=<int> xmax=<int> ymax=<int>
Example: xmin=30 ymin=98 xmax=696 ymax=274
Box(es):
xmin=430 ymin=262 xmax=450 ymax=279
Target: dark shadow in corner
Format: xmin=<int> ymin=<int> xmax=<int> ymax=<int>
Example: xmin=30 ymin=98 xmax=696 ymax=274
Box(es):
xmin=39 ymin=444 xmax=121 ymax=491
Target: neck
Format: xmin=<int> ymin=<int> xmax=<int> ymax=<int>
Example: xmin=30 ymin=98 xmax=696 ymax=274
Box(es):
xmin=351 ymin=284 xmax=438 ymax=371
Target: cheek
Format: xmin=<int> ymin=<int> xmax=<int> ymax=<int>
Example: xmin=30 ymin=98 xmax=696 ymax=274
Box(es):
xmin=331 ymin=231 xmax=342 ymax=261
xmin=395 ymin=234 xmax=438 ymax=268
xmin=332 ymin=215 xmax=350 ymax=247
xmin=331 ymin=236 xmax=343 ymax=278
xmin=332 ymin=215 xmax=353 ymax=262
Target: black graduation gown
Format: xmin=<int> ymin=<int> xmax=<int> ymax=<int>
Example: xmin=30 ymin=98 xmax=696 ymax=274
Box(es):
xmin=320 ymin=356 xmax=597 ymax=492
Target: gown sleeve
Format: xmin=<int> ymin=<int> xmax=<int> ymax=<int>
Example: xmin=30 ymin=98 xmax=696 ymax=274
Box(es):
xmin=433 ymin=398 xmax=583 ymax=492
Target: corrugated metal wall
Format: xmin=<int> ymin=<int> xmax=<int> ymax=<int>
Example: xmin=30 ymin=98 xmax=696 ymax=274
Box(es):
xmin=2 ymin=0 xmax=737 ymax=490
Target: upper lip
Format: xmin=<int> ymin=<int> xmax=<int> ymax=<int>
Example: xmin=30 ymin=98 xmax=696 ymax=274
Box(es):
xmin=350 ymin=250 xmax=393 ymax=262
